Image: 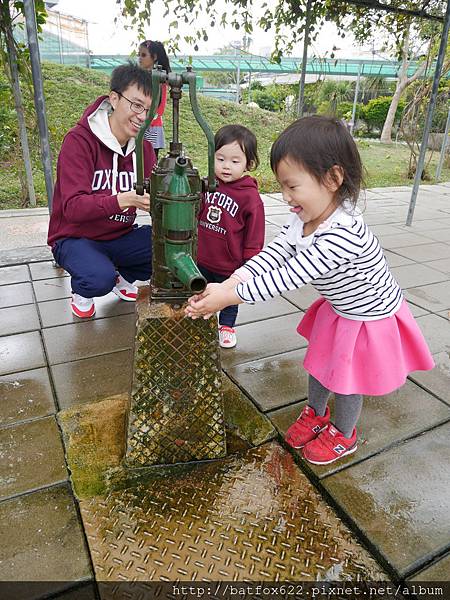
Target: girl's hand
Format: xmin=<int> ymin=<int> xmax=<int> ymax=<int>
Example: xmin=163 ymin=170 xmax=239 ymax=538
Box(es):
xmin=185 ymin=282 xmax=242 ymax=319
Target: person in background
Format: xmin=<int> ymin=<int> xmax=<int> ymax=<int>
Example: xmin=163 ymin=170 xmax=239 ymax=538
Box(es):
xmin=197 ymin=124 xmax=265 ymax=349
xmin=47 ymin=63 xmax=156 ymax=318
xmin=138 ymin=40 xmax=171 ymax=159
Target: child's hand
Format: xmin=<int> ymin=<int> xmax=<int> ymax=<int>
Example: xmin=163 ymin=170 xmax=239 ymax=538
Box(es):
xmin=185 ymin=282 xmax=242 ymax=319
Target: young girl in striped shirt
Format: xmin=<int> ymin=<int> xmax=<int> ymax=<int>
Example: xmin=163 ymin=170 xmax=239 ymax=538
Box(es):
xmin=186 ymin=115 xmax=434 ymax=466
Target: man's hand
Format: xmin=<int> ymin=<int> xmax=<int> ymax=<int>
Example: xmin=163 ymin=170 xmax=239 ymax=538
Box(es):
xmin=117 ymin=190 xmax=150 ymax=211
xmin=185 ymin=282 xmax=242 ymax=319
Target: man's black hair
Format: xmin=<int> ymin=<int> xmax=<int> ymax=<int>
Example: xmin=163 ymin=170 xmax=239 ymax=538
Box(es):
xmin=215 ymin=124 xmax=259 ymax=170
xmin=110 ymin=62 xmax=152 ymax=96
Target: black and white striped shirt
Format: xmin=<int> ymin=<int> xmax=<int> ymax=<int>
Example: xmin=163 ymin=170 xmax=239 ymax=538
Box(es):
xmin=235 ymin=204 xmax=403 ymax=321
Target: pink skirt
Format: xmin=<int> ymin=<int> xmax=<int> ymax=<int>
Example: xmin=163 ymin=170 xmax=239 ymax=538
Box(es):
xmin=297 ymin=298 xmax=435 ymax=396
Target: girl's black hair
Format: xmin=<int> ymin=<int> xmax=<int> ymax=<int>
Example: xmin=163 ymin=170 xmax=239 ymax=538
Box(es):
xmin=140 ymin=40 xmax=171 ymax=73
xmin=270 ymin=115 xmax=363 ymax=206
xmin=215 ymin=124 xmax=259 ymax=170
xmin=110 ymin=62 xmax=152 ymax=96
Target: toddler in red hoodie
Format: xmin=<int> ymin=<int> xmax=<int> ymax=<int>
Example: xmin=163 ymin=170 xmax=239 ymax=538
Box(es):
xmin=197 ymin=125 xmax=265 ymax=348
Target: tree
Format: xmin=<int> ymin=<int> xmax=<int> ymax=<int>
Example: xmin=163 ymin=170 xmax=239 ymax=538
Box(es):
xmin=0 ymin=0 xmax=47 ymax=206
xmin=345 ymin=2 xmax=445 ymax=143
xmin=116 ymin=1 xmax=353 ymax=61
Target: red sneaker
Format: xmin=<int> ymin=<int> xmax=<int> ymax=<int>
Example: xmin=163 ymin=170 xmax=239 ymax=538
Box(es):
xmin=71 ymin=293 xmax=95 ymax=319
xmin=285 ymin=405 xmax=330 ymax=449
xmin=112 ymin=275 xmax=138 ymax=301
xmin=303 ymin=423 xmax=357 ymax=465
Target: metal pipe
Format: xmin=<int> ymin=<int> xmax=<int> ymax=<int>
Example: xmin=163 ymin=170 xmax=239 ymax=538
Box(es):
xmin=350 ymin=63 xmax=362 ymax=135
xmin=406 ymin=0 xmax=450 ymax=226
xmin=235 ymin=43 xmax=241 ymax=104
xmin=435 ymin=105 xmax=450 ymax=180
xmin=23 ymin=0 xmax=54 ymax=210
xmin=297 ymin=0 xmax=313 ymax=117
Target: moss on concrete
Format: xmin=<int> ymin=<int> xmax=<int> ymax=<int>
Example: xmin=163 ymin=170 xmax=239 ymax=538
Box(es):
xmin=58 ymin=376 xmax=276 ymax=500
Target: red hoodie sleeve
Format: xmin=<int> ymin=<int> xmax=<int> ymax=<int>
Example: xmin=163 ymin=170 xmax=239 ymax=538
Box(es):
xmin=243 ymin=191 xmax=265 ymax=260
xmin=55 ymin=132 xmax=122 ymax=225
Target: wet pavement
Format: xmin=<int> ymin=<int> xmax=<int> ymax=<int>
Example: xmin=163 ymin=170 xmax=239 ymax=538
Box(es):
xmin=0 ymin=186 xmax=449 ymax=596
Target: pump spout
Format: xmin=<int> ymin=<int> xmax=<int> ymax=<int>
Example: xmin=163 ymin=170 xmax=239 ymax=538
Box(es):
xmin=166 ymin=248 xmax=206 ymax=293
xmin=162 ymin=157 xmax=207 ymax=294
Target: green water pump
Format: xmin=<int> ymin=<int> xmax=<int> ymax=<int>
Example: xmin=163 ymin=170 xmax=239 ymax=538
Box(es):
xmin=134 ymin=67 xmax=216 ymax=300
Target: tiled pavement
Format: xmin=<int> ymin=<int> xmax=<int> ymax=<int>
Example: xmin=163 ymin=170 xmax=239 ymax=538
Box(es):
xmin=0 ymin=186 xmax=449 ymax=594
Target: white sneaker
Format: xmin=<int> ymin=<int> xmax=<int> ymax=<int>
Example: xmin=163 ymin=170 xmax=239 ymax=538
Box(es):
xmin=71 ymin=293 xmax=95 ymax=318
xmin=218 ymin=325 xmax=237 ymax=348
xmin=112 ymin=274 xmax=138 ymax=301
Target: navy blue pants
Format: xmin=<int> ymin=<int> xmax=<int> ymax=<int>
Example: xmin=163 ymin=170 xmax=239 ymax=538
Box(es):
xmin=53 ymin=225 xmax=152 ymax=298
xmin=198 ymin=265 xmax=238 ymax=328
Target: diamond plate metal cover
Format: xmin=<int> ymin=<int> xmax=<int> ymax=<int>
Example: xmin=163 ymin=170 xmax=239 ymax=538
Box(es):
xmin=80 ymin=443 xmax=387 ymax=585
xmin=126 ymin=297 xmax=226 ymax=466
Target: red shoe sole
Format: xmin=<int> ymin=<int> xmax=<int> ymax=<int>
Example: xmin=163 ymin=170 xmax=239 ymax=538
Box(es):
xmin=71 ymin=303 xmax=95 ymax=318
xmin=303 ymin=443 xmax=358 ymax=465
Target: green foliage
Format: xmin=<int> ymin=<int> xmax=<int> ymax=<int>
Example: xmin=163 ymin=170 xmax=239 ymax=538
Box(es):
xmin=243 ymin=83 xmax=295 ymax=112
xmin=360 ymin=96 xmax=405 ymax=130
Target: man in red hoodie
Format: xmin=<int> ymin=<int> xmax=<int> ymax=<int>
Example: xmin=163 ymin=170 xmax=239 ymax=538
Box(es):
xmin=47 ymin=63 xmax=156 ymax=318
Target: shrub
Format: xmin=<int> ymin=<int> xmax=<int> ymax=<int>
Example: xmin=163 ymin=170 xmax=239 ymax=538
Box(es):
xmin=360 ymin=96 xmax=405 ymax=130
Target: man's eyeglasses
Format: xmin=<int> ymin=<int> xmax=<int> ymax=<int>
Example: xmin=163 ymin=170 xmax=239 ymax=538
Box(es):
xmin=115 ymin=91 xmax=147 ymax=115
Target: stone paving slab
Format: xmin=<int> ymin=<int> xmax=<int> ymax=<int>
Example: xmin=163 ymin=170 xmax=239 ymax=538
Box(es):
xmin=420 ymin=228 xmax=450 ymax=242
xmin=226 ymin=348 xmax=308 ymax=412
xmin=0 ymin=282 xmax=34 ymax=309
xmin=221 ymin=313 xmax=307 ymax=369
xmin=0 ymin=245 xmax=53 ymax=267
xmin=390 ymin=263 xmax=448 ymax=289
xmin=383 ymin=249 xmax=414 ymax=267
xmin=33 ymin=276 xmax=72 ymax=302
xmin=409 ymin=352 xmax=450 ymax=406
xmin=236 ymin=295 xmax=298 ymax=326
xmin=377 ymin=232 xmax=436 ymax=249
xmin=414 ymin=314 xmax=450 ymax=354
xmin=321 ymin=422 xmax=450 ymax=577
xmin=282 ymin=285 xmax=321 ymax=310
xmin=269 ymin=380 xmax=450 ymax=479
xmin=29 ymin=260 xmax=68 ymax=280
xmin=0 ymin=331 xmax=46 ymax=376
xmin=404 ymin=281 xmax=450 ymax=312
xmin=51 ymin=350 xmax=132 ymax=410
xmin=38 ymin=293 xmax=135 ymax=328
xmin=0 ymin=304 xmax=40 ymax=337
xmin=0 ymin=483 xmax=92 ymax=586
xmin=406 ymin=302 xmax=430 ymax=317
xmin=409 ymin=553 xmax=450 ymax=582
xmin=42 ymin=314 xmax=135 ymax=365
xmin=0 ymin=368 xmax=56 ymax=427
xmin=0 ymin=416 xmax=67 ymax=500
xmin=0 ymin=264 xmax=30 ymax=285
xmin=79 ymin=442 xmax=387 ymax=582
xmin=425 ymin=256 xmax=450 ymax=274
xmin=393 ymin=242 xmax=450 ymax=263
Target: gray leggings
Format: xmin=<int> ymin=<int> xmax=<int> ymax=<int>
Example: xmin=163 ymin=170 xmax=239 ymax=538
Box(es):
xmin=308 ymin=375 xmax=363 ymax=438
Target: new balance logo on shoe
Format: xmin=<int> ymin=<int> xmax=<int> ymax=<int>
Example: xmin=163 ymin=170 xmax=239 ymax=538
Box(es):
xmin=333 ymin=444 xmax=346 ymax=454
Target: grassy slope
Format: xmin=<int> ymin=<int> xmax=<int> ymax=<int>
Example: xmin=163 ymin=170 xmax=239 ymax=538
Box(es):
xmin=1 ymin=62 xmax=449 ymax=209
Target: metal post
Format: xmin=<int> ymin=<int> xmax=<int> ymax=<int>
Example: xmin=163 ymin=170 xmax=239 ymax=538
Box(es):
xmin=23 ymin=0 xmax=54 ymax=210
xmin=350 ymin=63 xmax=362 ymax=135
xmin=297 ymin=0 xmax=312 ymax=117
xmin=57 ymin=12 xmax=63 ymax=64
xmin=435 ymin=105 xmax=450 ymax=180
xmin=406 ymin=0 xmax=450 ymax=226
xmin=235 ymin=43 xmax=241 ymax=104
xmin=248 ymin=70 xmax=252 ymax=104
